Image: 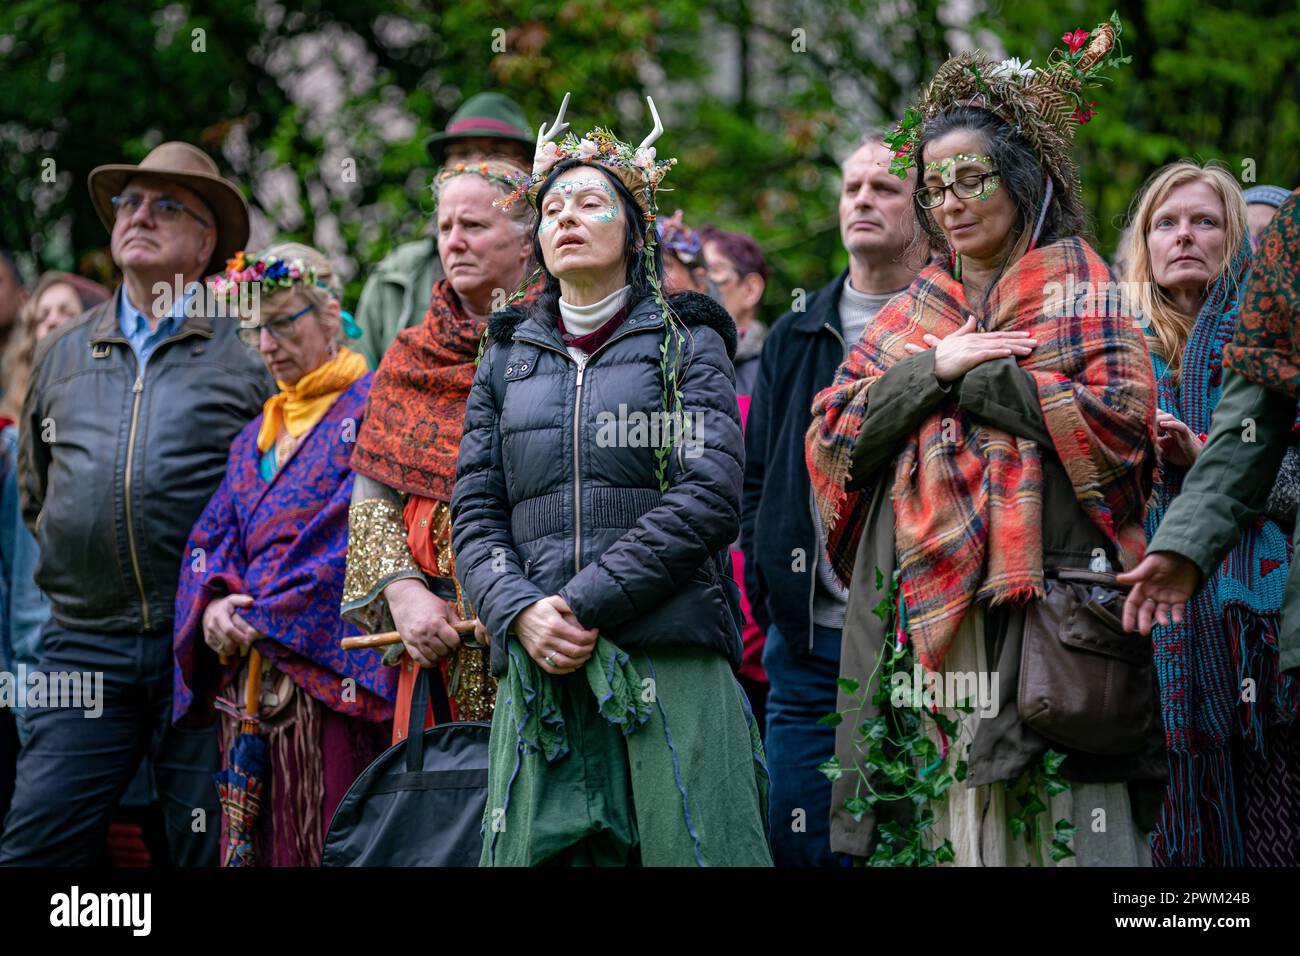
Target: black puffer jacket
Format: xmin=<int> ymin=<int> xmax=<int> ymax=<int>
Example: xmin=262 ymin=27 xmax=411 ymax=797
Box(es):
xmin=451 ymin=291 xmax=744 ymax=676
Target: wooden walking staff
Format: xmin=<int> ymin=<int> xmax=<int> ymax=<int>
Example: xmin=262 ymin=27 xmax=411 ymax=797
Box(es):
xmin=341 ymin=619 xmax=479 ymax=650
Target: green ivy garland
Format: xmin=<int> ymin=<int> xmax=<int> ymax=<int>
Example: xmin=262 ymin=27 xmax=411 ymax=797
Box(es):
xmin=819 ymin=566 xmax=1077 ymax=866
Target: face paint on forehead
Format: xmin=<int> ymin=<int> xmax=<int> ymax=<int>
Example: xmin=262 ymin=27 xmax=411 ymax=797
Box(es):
xmin=924 ymin=152 xmax=995 ymax=185
xmin=539 ymin=177 xmax=620 ymax=230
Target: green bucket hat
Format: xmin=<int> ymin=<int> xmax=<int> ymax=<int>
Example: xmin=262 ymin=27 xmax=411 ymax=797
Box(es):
xmin=425 ymin=92 xmax=533 ymax=162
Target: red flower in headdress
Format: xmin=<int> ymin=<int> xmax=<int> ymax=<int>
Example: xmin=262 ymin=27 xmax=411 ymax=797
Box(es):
xmin=1072 ymin=99 xmax=1097 ymax=124
xmin=1062 ymin=28 xmax=1090 ymax=54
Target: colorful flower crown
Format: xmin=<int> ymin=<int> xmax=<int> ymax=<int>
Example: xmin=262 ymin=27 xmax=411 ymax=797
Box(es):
xmin=210 ymin=250 xmax=360 ymax=337
xmin=885 ymin=12 xmax=1131 ymax=194
xmin=210 ymin=250 xmax=335 ymax=298
xmin=434 ymin=159 xmax=525 ymax=194
xmin=492 ymin=92 xmax=677 ymax=224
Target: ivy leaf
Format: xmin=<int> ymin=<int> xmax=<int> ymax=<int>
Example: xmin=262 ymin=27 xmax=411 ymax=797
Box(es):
xmin=929 ymin=710 xmax=959 ymax=737
xmin=817 ymin=757 xmax=842 ymax=782
xmin=954 ymin=759 xmax=968 ymax=781
xmin=837 ymin=676 xmax=860 ymax=695
xmin=1044 ymin=776 xmax=1070 ymax=796
xmin=878 ymin=821 xmax=904 ymax=846
xmin=872 ymin=595 xmax=892 ymax=622
xmin=1042 ymin=750 xmax=1068 ymax=775
xmin=1008 ymin=815 xmax=1026 ymax=838
xmin=1049 ymin=839 xmax=1076 ymax=862
xmin=875 ymin=567 xmax=885 ymax=590
xmin=935 ymin=840 xmax=956 ymax=863
xmin=1054 ymin=819 xmax=1079 ymax=843
xmin=817 ymin=711 xmax=843 ymax=727
xmin=1022 ymin=794 xmax=1047 ymax=817
xmin=844 ymin=796 xmax=869 ymax=822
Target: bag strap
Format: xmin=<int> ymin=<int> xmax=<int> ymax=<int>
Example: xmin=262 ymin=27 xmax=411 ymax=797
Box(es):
xmin=403 ymin=665 xmax=456 ymax=773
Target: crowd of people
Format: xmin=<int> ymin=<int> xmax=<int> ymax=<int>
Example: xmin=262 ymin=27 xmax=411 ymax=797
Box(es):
xmin=0 ymin=17 xmax=1298 ymax=867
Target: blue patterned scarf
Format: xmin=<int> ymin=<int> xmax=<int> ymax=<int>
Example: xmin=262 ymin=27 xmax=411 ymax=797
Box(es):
xmin=1145 ymin=241 xmax=1299 ymax=865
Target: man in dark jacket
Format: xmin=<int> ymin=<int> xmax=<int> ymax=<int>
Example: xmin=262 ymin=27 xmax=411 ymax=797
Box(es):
xmin=0 ymin=142 xmax=274 ymax=865
xmin=742 ymin=135 xmax=924 ymax=865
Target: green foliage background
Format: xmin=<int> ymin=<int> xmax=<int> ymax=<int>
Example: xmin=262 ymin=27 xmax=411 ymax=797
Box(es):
xmin=2 ymin=0 xmax=1297 ymax=317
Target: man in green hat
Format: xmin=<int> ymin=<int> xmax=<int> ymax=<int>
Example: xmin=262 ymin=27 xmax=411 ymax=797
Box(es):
xmin=354 ymin=92 xmax=533 ymax=367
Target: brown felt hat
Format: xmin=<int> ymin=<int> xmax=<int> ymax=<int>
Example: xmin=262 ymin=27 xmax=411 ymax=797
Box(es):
xmin=88 ymin=141 xmax=250 ymax=275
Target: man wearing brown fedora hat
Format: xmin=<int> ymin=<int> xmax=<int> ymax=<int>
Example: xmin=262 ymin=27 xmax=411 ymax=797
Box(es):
xmin=354 ymin=91 xmax=533 ymax=368
xmin=0 ymin=141 xmax=274 ymax=866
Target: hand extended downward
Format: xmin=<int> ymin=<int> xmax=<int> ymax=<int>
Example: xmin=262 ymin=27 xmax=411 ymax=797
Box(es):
xmin=512 ymin=595 xmax=598 ymax=675
xmin=903 ymin=315 xmax=1037 ymax=382
xmin=1116 ymin=551 xmax=1202 ymax=634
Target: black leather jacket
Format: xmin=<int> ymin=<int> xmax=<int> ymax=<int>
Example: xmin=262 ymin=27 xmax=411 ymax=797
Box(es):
xmin=19 ymin=290 xmax=274 ymax=634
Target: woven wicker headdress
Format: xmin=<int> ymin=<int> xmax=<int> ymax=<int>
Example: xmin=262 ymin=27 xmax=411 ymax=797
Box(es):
xmin=887 ymin=14 xmax=1130 ymax=201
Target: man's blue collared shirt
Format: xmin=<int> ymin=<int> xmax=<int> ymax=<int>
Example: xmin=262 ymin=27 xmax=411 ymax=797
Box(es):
xmin=118 ymin=285 xmax=191 ymax=367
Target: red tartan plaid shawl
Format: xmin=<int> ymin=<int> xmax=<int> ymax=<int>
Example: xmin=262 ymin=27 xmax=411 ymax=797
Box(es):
xmin=806 ymin=237 xmax=1156 ymax=670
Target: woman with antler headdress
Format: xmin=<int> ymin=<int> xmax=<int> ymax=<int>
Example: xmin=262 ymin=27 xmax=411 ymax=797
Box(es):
xmin=451 ymin=95 xmax=771 ymax=866
xmin=806 ymin=17 xmax=1167 ymax=866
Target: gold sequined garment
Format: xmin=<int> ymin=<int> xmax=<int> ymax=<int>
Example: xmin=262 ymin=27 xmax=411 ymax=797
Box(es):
xmin=343 ymin=493 xmax=498 ymax=717
xmin=341 ymin=497 xmax=420 ymax=633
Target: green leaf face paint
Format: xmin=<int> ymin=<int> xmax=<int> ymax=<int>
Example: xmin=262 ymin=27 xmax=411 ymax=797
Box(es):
xmin=538 ymin=176 xmax=620 ymax=231
xmin=919 ymin=153 xmax=1001 ymax=204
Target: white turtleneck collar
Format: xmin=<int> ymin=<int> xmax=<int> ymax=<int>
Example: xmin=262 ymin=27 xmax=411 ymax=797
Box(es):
xmin=558 ymin=285 xmax=630 ymax=338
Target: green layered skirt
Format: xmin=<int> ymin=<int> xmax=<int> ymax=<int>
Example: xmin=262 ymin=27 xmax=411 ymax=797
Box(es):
xmin=480 ymin=638 xmax=772 ymax=866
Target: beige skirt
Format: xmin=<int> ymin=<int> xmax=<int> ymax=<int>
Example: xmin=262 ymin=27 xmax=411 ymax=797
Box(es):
xmin=923 ymin=607 xmax=1152 ymax=867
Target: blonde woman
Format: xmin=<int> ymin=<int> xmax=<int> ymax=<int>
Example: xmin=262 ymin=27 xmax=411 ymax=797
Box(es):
xmin=1125 ymin=161 xmax=1298 ymax=866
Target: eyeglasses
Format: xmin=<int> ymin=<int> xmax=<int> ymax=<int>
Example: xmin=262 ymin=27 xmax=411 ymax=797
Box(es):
xmin=238 ymin=303 xmax=314 ymax=349
xmin=914 ymin=172 xmax=1001 ymax=210
xmin=111 ymin=193 xmax=211 ymax=228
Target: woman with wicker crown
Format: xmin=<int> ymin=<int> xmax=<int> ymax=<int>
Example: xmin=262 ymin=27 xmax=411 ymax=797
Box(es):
xmin=450 ymin=94 xmax=771 ymax=866
xmin=807 ymin=18 xmax=1166 ymax=866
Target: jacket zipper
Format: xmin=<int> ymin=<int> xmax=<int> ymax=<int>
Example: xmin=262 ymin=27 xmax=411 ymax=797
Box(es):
xmin=125 ymin=372 xmax=150 ymax=631
xmin=807 ymin=321 xmax=850 ymax=652
xmin=109 ymin=325 xmax=211 ymax=633
xmin=572 ymin=360 xmax=586 ymax=574
xmin=514 ymin=319 xmax=665 ymax=577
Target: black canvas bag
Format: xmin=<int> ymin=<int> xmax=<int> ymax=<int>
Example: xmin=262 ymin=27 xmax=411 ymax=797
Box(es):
xmin=322 ymin=667 xmax=491 ymax=866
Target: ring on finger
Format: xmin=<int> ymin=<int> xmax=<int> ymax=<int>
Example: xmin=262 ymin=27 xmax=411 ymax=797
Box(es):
xmin=544 ymin=652 xmax=558 ymax=667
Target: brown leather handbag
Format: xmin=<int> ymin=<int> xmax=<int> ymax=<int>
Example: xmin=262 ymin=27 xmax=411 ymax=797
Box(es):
xmin=1018 ymin=568 xmax=1158 ymax=756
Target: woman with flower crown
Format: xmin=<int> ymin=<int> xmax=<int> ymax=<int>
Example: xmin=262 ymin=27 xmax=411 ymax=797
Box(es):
xmin=173 ymin=241 xmax=393 ymax=866
xmin=343 ymin=157 xmax=537 ymax=735
xmin=450 ymin=94 xmax=771 ymax=866
xmin=807 ymin=19 xmax=1167 ymax=866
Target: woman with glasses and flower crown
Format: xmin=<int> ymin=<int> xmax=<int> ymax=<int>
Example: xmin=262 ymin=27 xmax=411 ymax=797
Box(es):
xmin=807 ymin=18 xmax=1167 ymax=866
xmin=450 ymin=95 xmax=771 ymax=866
xmin=172 ymin=241 xmax=394 ymax=866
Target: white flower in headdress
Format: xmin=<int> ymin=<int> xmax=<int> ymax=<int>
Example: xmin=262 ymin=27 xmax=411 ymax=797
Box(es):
xmin=534 ymin=141 xmax=562 ymax=176
xmin=988 ymin=57 xmax=1036 ymax=81
xmin=577 ymin=138 xmax=599 ymax=160
xmin=631 ymin=145 xmax=657 ymax=172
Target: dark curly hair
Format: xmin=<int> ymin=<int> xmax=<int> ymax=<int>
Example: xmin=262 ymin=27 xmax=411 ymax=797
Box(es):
xmin=526 ymin=159 xmax=664 ymax=321
xmin=911 ymin=107 xmax=1090 ymax=269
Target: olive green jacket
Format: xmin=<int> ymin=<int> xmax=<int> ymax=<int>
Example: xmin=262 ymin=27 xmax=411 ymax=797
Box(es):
xmin=1147 ymin=368 xmax=1300 ymax=676
xmin=354 ymin=238 xmax=441 ymax=369
xmin=829 ymin=349 xmax=1165 ymax=858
